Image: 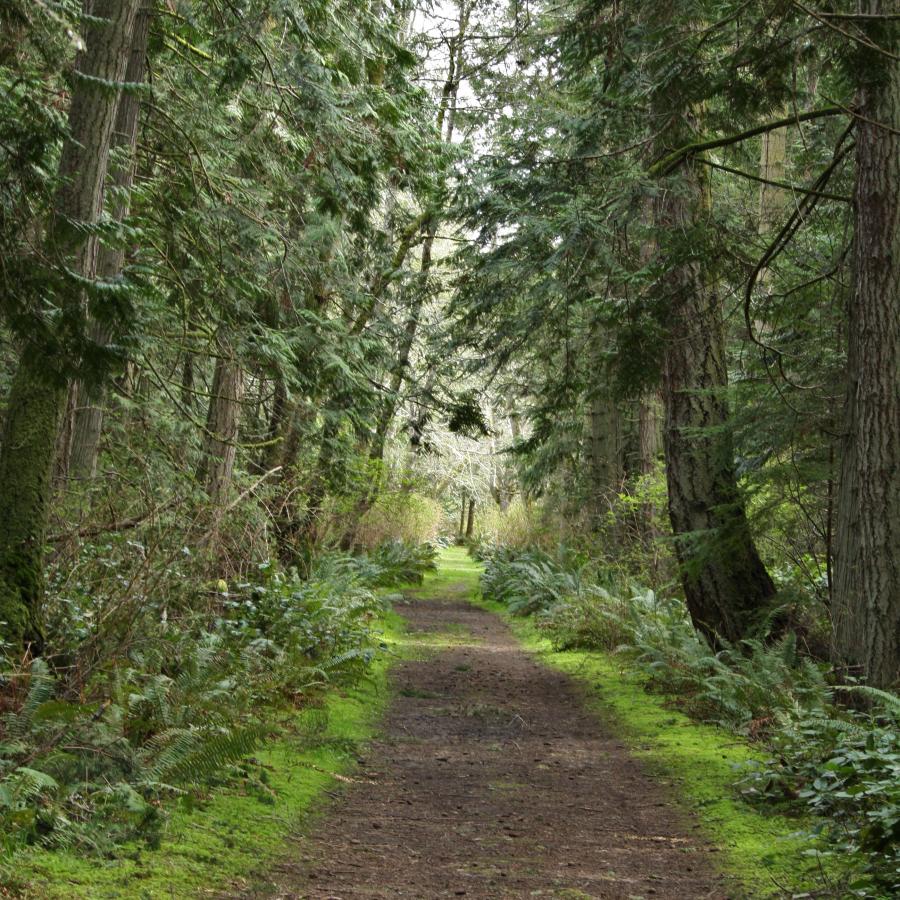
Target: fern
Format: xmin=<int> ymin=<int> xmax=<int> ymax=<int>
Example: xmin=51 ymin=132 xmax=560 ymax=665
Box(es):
xmin=8 ymin=659 xmax=55 ymax=739
xmin=143 ymin=724 xmax=264 ymax=786
xmin=835 ymin=684 xmax=900 ymax=718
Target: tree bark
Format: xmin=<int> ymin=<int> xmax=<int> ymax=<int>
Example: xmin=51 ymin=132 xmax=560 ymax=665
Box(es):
xmin=758 ymin=126 xmax=788 ymax=235
xmin=833 ymin=2 xmax=900 ymax=688
xmin=197 ymin=340 xmax=244 ymax=503
xmin=0 ymin=0 xmax=140 ymax=653
xmin=69 ymin=4 xmax=151 ymax=481
xmin=638 ymin=394 xmax=661 ymax=476
xmin=465 ymin=497 xmax=475 ymax=539
xmin=586 ymin=325 xmax=623 ymax=524
xmin=652 ymin=99 xmax=776 ymax=643
xmin=276 ymin=412 xmax=335 ymax=560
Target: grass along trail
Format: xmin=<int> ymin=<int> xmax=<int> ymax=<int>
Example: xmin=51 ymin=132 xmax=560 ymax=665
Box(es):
xmin=235 ymin=548 xmax=740 ymax=899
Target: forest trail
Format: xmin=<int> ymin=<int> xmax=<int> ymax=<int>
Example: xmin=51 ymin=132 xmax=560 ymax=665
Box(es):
xmin=234 ymin=555 xmax=732 ymax=899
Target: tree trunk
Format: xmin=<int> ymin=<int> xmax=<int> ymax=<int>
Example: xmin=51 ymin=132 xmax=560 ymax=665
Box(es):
xmin=69 ymin=4 xmax=151 ymax=481
xmin=257 ymin=374 xmax=287 ymax=474
xmin=458 ymin=495 xmax=467 ymax=541
xmin=653 ymin=131 xmax=776 ymax=645
xmin=465 ymin=497 xmax=475 ymax=540
xmin=638 ymin=394 xmax=661 ymax=476
xmin=586 ymin=325 xmax=623 ymax=524
xmin=197 ymin=342 xmax=244 ymax=503
xmin=758 ymin=125 xmax=788 ymax=235
xmin=53 ymin=382 xmax=79 ymax=486
xmin=0 ymin=0 xmax=140 ymax=654
xmin=833 ymin=4 xmax=900 ymax=688
xmin=276 ymin=412 xmax=336 ymax=559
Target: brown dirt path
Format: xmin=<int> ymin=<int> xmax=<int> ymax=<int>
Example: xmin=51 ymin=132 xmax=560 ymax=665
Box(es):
xmin=234 ymin=594 xmax=737 ymax=899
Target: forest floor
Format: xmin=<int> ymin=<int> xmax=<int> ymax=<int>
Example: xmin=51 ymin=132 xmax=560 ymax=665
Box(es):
xmin=231 ymin=551 xmax=734 ymax=900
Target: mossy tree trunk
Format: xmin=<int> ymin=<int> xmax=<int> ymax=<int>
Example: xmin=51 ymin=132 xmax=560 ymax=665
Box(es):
xmin=833 ymin=3 xmax=900 ymax=688
xmin=654 ymin=155 xmax=777 ymax=642
xmin=0 ymin=0 xmax=140 ymax=654
xmin=649 ymin=33 xmax=776 ymax=642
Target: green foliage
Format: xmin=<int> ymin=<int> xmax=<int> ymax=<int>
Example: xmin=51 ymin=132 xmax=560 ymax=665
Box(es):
xmin=360 ymin=539 xmax=438 ymax=587
xmin=355 ymin=492 xmax=443 ymax=549
xmin=740 ymin=705 xmax=900 ymax=897
xmin=0 ymin=541 xmax=423 ymax=864
xmin=480 ymin=546 xmax=593 ymax=616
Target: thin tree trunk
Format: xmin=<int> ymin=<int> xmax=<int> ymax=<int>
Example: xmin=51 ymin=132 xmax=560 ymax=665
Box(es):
xmin=465 ymin=497 xmax=475 ymax=539
xmin=458 ymin=495 xmax=467 ymax=541
xmin=833 ymin=2 xmax=900 ymax=688
xmin=258 ymin=374 xmax=287 ymax=474
xmin=197 ymin=340 xmax=244 ymax=503
xmin=758 ymin=126 xmax=788 ymax=235
xmin=0 ymin=0 xmax=140 ymax=653
xmin=278 ymin=413 xmax=336 ymax=558
xmin=638 ymin=394 xmax=661 ymax=476
xmin=181 ymin=352 xmax=195 ymax=410
xmin=53 ymin=383 xmax=79 ymax=485
xmin=586 ymin=325 xmax=623 ymax=525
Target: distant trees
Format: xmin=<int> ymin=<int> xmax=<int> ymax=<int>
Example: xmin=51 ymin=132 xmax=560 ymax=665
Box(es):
xmin=0 ymin=1 xmax=456 ymax=656
xmin=0 ymin=0 xmax=896 ymax=689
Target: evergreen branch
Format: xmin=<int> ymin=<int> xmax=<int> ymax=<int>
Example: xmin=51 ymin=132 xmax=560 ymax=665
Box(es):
xmin=817 ymin=11 xmax=900 ymax=20
xmin=696 ymin=157 xmax=851 ymax=202
xmin=648 ymin=107 xmax=845 ymax=176
xmin=743 ymin=125 xmax=856 ymax=393
xmin=792 ymin=1 xmax=900 ymax=61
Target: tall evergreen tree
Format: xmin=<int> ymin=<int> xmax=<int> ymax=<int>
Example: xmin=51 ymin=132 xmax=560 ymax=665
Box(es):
xmin=833 ymin=1 xmax=900 ymax=688
xmin=0 ymin=0 xmax=140 ymax=651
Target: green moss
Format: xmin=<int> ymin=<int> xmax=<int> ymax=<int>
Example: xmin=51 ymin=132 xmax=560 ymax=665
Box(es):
xmin=8 ymin=609 xmax=407 ymax=899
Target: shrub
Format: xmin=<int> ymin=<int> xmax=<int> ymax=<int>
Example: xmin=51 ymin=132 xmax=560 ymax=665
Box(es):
xmin=363 ymin=539 xmax=438 ymax=586
xmin=354 ymin=492 xmax=443 ymax=549
xmin=0 ymin=546 xmax=401 ymax=863
xmin=480 ymin=547 xmax=592 ymax=616
xmin=739 ymin=695 xmax=900 ymax=896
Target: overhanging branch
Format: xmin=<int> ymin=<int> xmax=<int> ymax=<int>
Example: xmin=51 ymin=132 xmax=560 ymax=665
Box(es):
xmin=648 ymin=107 xmax=846 ymax=177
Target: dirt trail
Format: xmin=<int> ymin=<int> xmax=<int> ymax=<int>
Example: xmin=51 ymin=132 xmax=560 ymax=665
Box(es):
xmin=236 ymin=590 xmax=734 ymax=899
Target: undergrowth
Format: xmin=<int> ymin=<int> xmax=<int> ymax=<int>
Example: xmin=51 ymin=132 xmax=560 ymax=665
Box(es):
xmin=0 ymin=539 xmax=433 ymax=879
xmin=479 ymin=546 xmax=900 ymax=898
